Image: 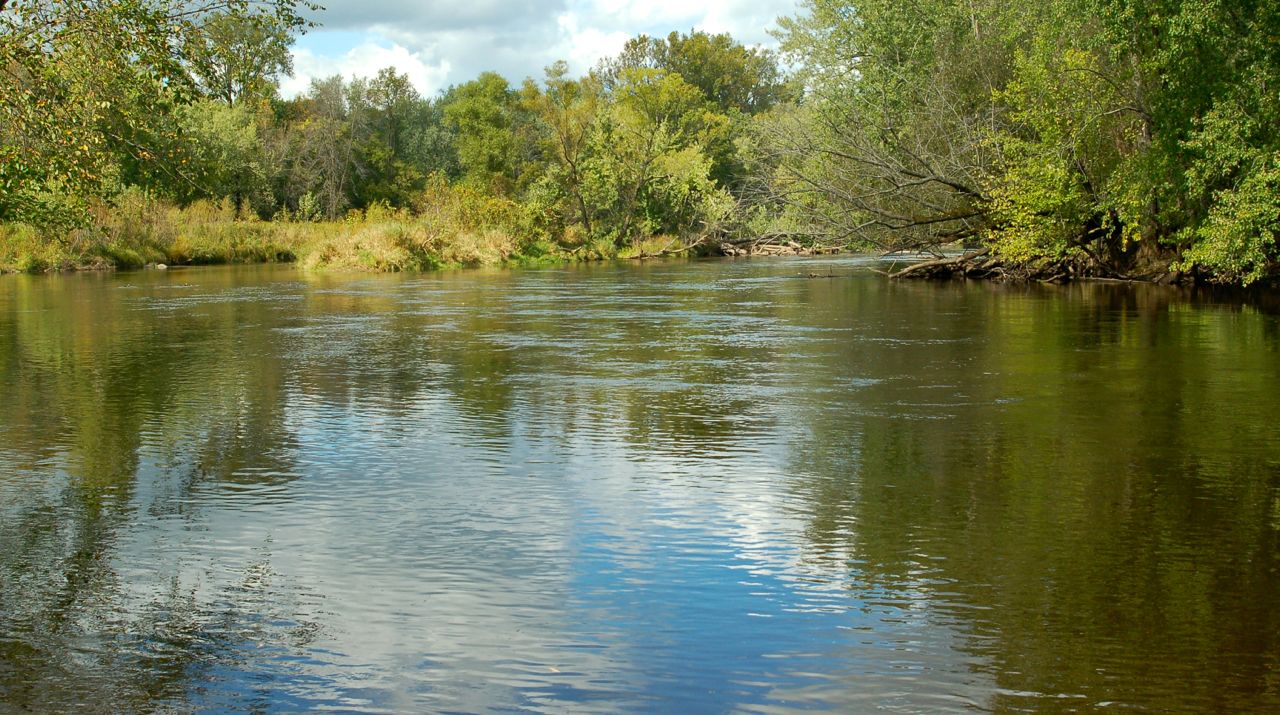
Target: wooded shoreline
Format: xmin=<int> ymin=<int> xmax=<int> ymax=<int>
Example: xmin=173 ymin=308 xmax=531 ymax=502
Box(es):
xmin=4 ymin=1 xmax=1278 ymax=286
xmin=9 ymin=219 xmax=1273 ymax=292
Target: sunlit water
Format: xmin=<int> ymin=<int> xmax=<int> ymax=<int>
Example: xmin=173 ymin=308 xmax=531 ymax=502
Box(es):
xmin=2 ymin=257 xmax=1279 ymax=713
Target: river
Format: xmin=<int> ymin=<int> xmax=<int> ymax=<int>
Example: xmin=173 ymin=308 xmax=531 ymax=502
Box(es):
xmin=2 ymin=256 xmax=1278 ymax=712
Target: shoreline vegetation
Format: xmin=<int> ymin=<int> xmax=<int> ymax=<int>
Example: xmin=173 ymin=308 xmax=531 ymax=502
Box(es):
xmin=3 ymin=1 xmax=1278 ymax=286
xmin=0 ymin=189 xmax=841 ymax=276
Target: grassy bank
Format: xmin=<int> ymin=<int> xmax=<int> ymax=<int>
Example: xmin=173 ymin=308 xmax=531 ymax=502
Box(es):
xmin=0 ymin=188 xmax=640 ymax=275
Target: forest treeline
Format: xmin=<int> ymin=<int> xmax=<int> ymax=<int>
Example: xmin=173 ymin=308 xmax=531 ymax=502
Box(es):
xmin=2 ymin=0 xmax=1278 ymax=283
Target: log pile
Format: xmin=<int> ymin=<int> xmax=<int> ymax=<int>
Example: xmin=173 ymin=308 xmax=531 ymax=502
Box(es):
xmin=717 ymin=237 xmax=843 ymax=257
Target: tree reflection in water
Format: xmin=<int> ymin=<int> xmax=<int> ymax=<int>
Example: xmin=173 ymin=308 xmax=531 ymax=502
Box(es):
xmin=1 ymin=263 xmax=1278 ymax=712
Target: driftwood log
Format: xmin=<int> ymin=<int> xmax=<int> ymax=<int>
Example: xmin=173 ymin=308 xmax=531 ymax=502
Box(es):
xmin=718 ymin=236 xmax=843 ymax=257
xmin=889 ymin=248 xmax=991 ymax=279
xmin=886 ymin=246 xmax=1191 ymax=284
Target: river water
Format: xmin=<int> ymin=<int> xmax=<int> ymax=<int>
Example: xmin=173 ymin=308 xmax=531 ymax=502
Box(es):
xmin=1 ymin=256 xmax=1278 ymax=713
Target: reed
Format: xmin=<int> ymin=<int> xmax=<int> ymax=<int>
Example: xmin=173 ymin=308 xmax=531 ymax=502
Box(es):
xmin=1 ymin=184 xmax=610 ymax=274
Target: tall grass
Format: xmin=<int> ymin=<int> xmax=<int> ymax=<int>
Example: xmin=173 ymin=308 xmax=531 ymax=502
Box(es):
xmin=1 ymin=182 xmax=620 ymax=274
xmin=1 ymin=190 xmax=305 ymax=273
xmin=298 ymin=184 xmax=526 ymax=272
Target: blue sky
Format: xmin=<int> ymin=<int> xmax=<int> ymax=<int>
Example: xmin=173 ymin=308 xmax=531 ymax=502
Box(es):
xmin=280 ymin=0 xmax=802 ymax=97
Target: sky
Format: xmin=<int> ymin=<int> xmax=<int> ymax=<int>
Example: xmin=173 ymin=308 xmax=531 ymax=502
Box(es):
xmin=279 ymin=0 xmax=802 ymax=98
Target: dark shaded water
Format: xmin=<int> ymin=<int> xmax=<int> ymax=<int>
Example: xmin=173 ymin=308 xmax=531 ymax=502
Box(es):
xmin=2 ymin=257 xmax=1279 ymax=713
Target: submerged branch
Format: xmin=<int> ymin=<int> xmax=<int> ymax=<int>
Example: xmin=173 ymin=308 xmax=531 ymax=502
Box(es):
xmin=889 ymin=247 xmax=990 ymax=279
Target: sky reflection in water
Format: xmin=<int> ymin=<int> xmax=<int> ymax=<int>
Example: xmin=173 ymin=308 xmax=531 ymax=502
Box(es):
xmin=2 ymin=258 xmax=1279 ymax=712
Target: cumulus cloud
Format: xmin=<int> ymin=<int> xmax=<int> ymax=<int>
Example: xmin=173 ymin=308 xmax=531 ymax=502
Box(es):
xmin=282 ymin=0 xmax=799 ymax=98
xmin=281 ymin=38 xmax=453 ymax=96
xmin=306 ymin=0 xmax=568 ymax=34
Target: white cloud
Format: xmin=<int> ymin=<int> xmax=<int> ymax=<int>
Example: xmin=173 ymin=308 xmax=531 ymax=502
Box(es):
xmin=548 ymin=13 xmax=631 ymax=76
xmin=279 ymin=0 xmax=800 ymax=98
xmin=282 ymin=37 xmax=453 ymax=97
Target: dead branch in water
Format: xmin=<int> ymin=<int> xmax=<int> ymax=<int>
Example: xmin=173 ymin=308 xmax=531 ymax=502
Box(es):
xmin=889 ymin=247 xmax=991 ymax=279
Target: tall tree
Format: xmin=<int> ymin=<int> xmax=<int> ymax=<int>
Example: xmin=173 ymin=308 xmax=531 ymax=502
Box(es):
xmin=770 ymin=0 xmax=1280 ymax=282
xmin=293 ymin=75 xmax=359 ymax=218
xmin=768 ymin=0 xmax=1005 ymax=251
xmin=0 ymin=0 xmax=310 ymax=224
xmin=441 ymin=72 xmax=523 ymax=194
xmin=597 ymin=31 xmax=792 ymax=191
xmin=177 ymin=99 xmax=272 ymax=215
xmin=186 ymin=11 xmax=294 ymax=106
xmin=352 ymin=68 xmax=436 ymax=206
xmin=597 ymin=30 xmax=791 ymax=116
xmin=522 ymin=62 xmax=602 ymax=238
xmin=586 ymin=68 xmax=733 ymax=245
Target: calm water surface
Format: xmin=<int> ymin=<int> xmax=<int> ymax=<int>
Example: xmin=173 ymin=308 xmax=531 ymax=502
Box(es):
xmin=2 ymin=257 xmax=1279 ymax=713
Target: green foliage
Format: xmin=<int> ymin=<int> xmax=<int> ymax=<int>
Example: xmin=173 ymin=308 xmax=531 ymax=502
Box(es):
xmin=303 ymin=179 xmax=526 ymax=272
xmin=6 ymin=0 xmax=1277 ymax=283
xmin=176 ymin=100 xmax=273 ymax=215
xmin=1180 ymin=163 xmax=1280 ymax=285
xmin=520 ymin=63 xmax=603 ymax=240
xmin=579 ymin=68 xmax=734 ymax=246
xmin=412 ymin=174 xmax=521 ymax=238
xmin=2 ymin=0 xmax=800 ymax=272
xmin=347 ymin=68 xmax=433 ymax=207
xmin=985 ymin=40 xmax=1137 ymax=262
xmin=441 ymin=73 xmax=527 ymax=193
xmin=295 ymin=192 xmax=322 ymax=222
xmin=186 ymin=11 xmax=294 ymax=105
xmin=0 ymin=0 xmax=311 ymax=226
xmin=599 ymin=31 xmax=791 ymax=116
xmin=596 ymin=31 xmax=792 ymax=191
xmin=762 ymin=0 xmax=1280 ymax=282
xmin=271 ymin=76 xmax=357 ymax=218
xmin=0 ymin=223 xmax=63 ymax=273
xmin=768 ymin=0 xmax=1007 ymax=250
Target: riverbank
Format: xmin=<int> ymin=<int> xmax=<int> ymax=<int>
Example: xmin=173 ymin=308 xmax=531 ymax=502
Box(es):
xmin=0 ymin=220 xmax=721 ymax=275
xmin=0 ymin=193 xmax=843 ymax=276
xmin=880 ymin=246 xmax=1280 ymax=289
xmin=5 ymin=202 xmax=1269 ymax=288
xmin=0 ymin=193 xmax=645 ymax=275
xmin=882 ymin=247 xmax=1186 ymax=284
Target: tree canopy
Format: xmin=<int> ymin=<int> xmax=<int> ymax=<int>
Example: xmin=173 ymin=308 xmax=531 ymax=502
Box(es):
xmin=3 ymin=2 xmax=1278 ymax=284
xmin=0 ymin=0 xmax=311 ymax=224
xmin=766 ymin=0 xmax=1280 ymax=283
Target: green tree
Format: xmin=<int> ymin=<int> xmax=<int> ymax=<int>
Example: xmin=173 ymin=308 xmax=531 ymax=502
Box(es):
xmin=186 ymin=11 xmax=294 ymax=105
xmin=772 ymin=0 xmax=1280 ymax=283
xmin=584 ymin=68 xmax=733 ymax=245
xmin=441 ymin=72 xmax=524 ymax=193
xmin=598 ymin=31 xmax=791 ymax=190
xmin=521 ymin=62 xmax=603 ymax=239
xmin=0 ymin=0 xmax=309 ymax=225
xmin=176 ymin=99 xmax=273 ymax=215
xmin=305 ymin=75 xmax=360 ymax=218
xmin=769 ymin=0 xmax=1005 ymax=251
xmin=365 ymin=67 xmax=419 ymax=158
xmin=598 ymin=30 xmax=791 ymax=116
xmin=349 ymin=68 xmax=447 ymax=207
xmin=1103 ymin=0 xmax=1280 ymax=282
